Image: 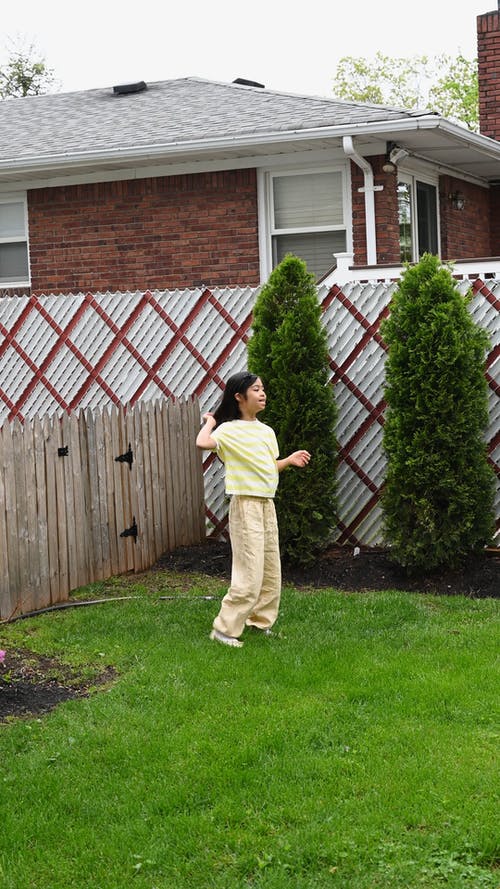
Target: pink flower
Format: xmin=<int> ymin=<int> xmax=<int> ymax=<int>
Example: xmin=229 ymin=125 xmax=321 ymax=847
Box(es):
xmin=0 ymin=650 xmax=6 ymax=664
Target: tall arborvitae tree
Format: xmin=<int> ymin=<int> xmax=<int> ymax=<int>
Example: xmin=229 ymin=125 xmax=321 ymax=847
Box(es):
xmin=247 ymin=254 xmax=338 ymax=565
xmin=381 ymin=253 xmax=495 ymax=571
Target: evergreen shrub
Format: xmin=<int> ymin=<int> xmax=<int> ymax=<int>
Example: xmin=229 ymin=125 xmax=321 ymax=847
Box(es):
xmin=381 ymin=253 xmax=495 ymax=571
xmin=247 ymin=254 xmax=338 ymax=565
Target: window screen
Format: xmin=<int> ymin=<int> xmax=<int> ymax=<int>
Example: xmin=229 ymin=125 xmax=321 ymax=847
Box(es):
xmin=271 ymin=171 xmax=346 ymax=278
xmin=0 ymin=200 xmax=29 ymax=284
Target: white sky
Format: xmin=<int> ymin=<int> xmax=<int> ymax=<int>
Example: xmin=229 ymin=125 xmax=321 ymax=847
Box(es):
xmin=0 ymin=0 xmax=493 ymax=98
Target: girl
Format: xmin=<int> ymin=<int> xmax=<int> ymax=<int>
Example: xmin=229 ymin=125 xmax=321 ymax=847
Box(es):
xmin=196 ymin=371 xmax=310 ymax=648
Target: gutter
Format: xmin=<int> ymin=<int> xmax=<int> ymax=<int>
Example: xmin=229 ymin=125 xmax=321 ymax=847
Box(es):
xmin=342 ymin=135 xmax=381 ymax=266
xmin=1 ymin=118 xmax=499 ymax=198
xmin=2 ymin=114 xmax=500 ymax=177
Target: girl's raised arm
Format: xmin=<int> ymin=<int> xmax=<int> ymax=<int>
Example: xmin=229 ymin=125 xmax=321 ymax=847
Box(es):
xmin=196 ymin=413 xmax=217 ymax=450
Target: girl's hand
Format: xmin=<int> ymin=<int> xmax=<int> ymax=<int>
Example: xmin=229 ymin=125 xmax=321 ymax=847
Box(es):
xmin=201 ymin=412 xmax=216 ymax=427
xmin=288 ymin=450 xmax=311 ymax=468
xmin=196 ymin=412 xmax=217 ymax=450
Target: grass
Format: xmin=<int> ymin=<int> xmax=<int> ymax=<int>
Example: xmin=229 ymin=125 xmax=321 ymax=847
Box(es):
xmin=0 ymin=571 xmax=499 ymax=889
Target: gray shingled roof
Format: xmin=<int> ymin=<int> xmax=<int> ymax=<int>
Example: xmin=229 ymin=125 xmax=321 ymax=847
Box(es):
xmin=0 ymin=76 xmax=429 ymax=162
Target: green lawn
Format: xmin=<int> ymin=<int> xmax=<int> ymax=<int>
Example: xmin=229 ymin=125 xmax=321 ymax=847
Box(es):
xmin=0 ymin=573 xmax=498 ymax=889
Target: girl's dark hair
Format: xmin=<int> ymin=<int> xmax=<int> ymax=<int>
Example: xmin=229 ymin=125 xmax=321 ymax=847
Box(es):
xmin=212 ymin=372 xmax=258 ymax=425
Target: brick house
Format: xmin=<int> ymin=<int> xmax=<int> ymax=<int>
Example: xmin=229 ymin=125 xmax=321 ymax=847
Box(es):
xmin=1 ymin=7 xmax=500 ymax=296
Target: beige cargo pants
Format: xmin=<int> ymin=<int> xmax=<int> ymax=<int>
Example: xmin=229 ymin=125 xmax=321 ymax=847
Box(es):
xmin=212 ymin=495 xmax=281 ymax=639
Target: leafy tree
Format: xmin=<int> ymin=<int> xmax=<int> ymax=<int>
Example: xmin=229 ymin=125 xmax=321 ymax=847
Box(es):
xmin=381 ymin=253 xmax=495 ymax=572
xmin=332 ymin=52 xmax=478 ymax=131
xmin=428 ymin=55 xmax=478 ymax=132
xmin=0 ymin=41 xmax=56 ymax=98
xmin=247 ymin=254 xmax=338 ymax=565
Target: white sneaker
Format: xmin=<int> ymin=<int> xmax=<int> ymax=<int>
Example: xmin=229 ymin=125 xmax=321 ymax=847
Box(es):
xmin=209 ymin=629 xmax=244 ymax=648
xmin=247 ymin=625 xmax=273 ymax=636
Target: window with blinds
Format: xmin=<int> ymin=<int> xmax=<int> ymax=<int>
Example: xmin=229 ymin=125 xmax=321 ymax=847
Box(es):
xmin=271 ymin=171 xmax=347 ymax=279
xmin=0 ymin=199 xmax=29 ymax=285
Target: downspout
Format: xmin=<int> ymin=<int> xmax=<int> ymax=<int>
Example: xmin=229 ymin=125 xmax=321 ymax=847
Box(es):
xmin=343 ymin=135 xmax=382 ymax=266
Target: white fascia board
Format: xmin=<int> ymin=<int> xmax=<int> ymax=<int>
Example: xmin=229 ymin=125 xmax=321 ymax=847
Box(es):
xmin=0 ymin=129 xmax=352 ymax=173
xmin=0 ymin=148 xmax=349 ymax=193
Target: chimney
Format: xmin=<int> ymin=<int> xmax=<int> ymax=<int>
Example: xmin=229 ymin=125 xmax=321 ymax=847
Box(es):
xmin=477 ymin=5 xmax=500 ymax=139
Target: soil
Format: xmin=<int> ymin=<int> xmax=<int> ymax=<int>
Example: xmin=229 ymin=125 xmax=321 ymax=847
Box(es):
xmin=158 ymin=539 xmax=499 ymax=599
xmin=2 ymin=541 xmax=497 ymax=724
xmin=0 ymin=649 xmax=116 ymax=724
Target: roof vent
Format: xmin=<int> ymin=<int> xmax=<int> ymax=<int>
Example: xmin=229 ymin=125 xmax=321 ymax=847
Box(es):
xmin=112 ymin=81 xmax=148 ymax=95
xmin=232 ymin=77 xmax=265 ymax=89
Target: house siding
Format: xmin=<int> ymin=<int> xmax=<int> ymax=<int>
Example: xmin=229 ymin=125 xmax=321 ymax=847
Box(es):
xmin=27 ymin=170 xmax=260 ymax=295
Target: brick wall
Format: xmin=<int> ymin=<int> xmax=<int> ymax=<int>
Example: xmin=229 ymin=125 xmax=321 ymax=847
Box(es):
xmin=478 ymin=9 xmax=500 ymax=141
xmin=27 ymin=169 xmax=260 ymax=295
xmin=439 ymin=176 xmax=491 ymax=259
xmin=0 ymin=287 xmax=31 ymax=298
xmin=10 ymin=160 xmax=495 ymax=298
xmin=489 ymin=184 xmax=500 ymax=256
xmin=350 ymin=156 xmax=404 ymax=266
xmin=477 ymin=11 xmax=500 ymax=257
xmin=351 ymin=161 xmax=491 ymax=266
xmin=372 ymin=156 xmax=401 ymax=265
xmin=350 ymin=160 xmax=368 ymax=266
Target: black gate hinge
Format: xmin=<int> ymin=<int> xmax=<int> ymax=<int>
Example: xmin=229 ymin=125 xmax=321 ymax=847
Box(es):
xmin=115 ymin=443 xmax=133 ymax=468
xmin=58 ymin=445 xmax=69 ymax=457
xmin=121 ymin=517 xmax=138 ymax=541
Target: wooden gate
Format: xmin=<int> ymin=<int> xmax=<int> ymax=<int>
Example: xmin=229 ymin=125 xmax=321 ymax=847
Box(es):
xmin=0 ymin=398 xmax=206 ymax=620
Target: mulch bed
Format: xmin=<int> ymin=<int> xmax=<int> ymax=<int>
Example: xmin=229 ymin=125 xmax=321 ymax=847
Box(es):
xmin=157 ymin=539 xmax=499 ymax=599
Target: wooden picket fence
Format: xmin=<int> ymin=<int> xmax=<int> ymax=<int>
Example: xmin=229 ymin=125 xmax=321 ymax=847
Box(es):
xmin=0 ymin=397 xmax=206 ymax=621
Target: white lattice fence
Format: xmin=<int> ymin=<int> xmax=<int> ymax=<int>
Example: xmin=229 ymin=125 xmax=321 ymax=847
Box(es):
xmin=0 ymin=280 xmax=498 ymax=545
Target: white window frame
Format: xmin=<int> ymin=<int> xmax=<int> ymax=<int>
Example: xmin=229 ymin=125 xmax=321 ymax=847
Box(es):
xmin=257 ymin=165 xmax=352 ymax=282
xmin=0 ymin=193 xmax=30 ymax=287
xmin=397 ymin=169 xmax=440 ymax=262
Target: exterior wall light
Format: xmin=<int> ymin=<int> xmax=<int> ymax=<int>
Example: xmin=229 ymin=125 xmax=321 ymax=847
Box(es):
xmin=382 ymin=141 xmax=397 ymax=173
xmin=382 ymin=142 xmax=396 ymax=173
xmin=382 ymin=142 xmax=410 ymax=173
xmin=449 ymin=191 xmax=466 ymax=210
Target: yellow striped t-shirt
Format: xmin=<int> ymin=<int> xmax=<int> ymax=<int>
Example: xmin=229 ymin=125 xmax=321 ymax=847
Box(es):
xmin=211 ymin=419 xmax=279 ymax=498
